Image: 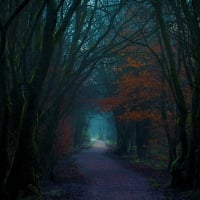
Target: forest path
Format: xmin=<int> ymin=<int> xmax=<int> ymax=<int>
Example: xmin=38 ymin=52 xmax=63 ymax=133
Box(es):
xmin=75 ymin=140 xmax=162 ymax=200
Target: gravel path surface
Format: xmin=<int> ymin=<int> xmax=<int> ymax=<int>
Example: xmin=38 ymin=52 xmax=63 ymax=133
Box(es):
xmin=75 ymin=141 xmax=163 ymax=200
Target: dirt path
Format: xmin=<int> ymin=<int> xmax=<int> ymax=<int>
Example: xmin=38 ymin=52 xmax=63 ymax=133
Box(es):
xmin=75 ymin=140 xmax=162 ymax=200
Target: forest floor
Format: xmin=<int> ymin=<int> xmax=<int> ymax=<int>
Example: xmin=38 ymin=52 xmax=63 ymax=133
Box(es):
xmin=41 ymin=141 xmax=200 ymax=200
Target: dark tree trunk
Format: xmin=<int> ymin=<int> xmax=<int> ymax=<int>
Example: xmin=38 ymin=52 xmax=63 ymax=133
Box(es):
xmin=135 ymin=122 xmax=147 ymax=159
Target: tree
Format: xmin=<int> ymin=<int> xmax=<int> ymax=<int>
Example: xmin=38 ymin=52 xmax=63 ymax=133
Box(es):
xmin=151 ymin=0 xmax=200 ymax=188
xmin=0 ymin=1 xmax=81 ymax=199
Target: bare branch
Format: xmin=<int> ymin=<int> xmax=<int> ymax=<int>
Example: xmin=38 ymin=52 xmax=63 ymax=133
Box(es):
xmin=55 ymin=0 xmax=82 ymax=42
xmin=4 ymin=0 xmax=31 ymax=30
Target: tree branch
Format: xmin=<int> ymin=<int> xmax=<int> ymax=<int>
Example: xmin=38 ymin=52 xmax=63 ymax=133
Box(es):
xmin=4 ymin=0 xmax=31 ymax=30
xmin=55 ymin=0 xmax=82 ymax=41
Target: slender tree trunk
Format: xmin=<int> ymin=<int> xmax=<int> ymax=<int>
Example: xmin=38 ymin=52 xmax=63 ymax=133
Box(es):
xmin=0 ymin=29 xmax=10 ymax=199
xmin=185 ymin=62 xmax=200 ymax=187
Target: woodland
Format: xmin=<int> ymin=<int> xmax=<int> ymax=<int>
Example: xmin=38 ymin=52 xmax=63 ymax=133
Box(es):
xmin=0 ymin=0 xmax=200 ymax=199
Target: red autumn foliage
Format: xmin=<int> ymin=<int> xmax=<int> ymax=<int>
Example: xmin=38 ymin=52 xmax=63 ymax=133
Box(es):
xmin=57 ymin=116 xmax=74 ymax=155
xmin=97 ymin=67 xmax=163 ymax=122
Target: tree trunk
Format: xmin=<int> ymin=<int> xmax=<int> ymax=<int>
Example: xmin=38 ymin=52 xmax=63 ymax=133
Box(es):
xmin=185 ymin=72 xmax=200 ymax=187
xmin=4 ymin=1 xmax=58 ymax=198
xmin=135 ymin=122 xmax=147 ymax=159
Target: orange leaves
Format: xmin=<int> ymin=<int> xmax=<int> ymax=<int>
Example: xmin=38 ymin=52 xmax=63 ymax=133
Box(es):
xmin=119 ymin=110 xmax=161 ymax=121
xmin=97 ymin=69 xmax=163 ymax=123
xmin=97 ymin=97 xmax=122 ymax=112
xmin=126 ymin=57 xmax=147 ymax=68
xmin=116 ymin=71 xmax=162 ymax=102
xmin=97 ymin=40 xmax=166 ymax=125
